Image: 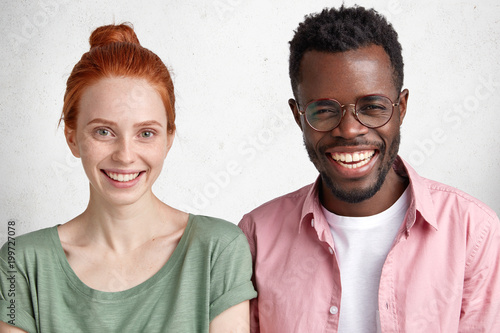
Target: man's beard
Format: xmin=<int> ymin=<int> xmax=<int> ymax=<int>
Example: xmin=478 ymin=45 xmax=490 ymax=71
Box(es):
xmin=304 ymin=133 xmax=401 ymax=204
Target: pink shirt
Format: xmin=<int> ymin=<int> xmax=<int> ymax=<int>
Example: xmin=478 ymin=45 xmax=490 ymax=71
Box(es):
xmin=239 ymin=157 xmax=500 ymax=332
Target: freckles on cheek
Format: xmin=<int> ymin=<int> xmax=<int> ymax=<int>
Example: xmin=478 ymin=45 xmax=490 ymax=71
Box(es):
xmin=78 ymin=140 xmax=94 ymax=156
xmin=78 ymin=136 xmax=104 ymax=160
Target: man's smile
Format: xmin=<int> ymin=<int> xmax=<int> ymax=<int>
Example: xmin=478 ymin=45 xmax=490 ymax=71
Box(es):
xmin=329 ymin=150 xmax=376 ymax=169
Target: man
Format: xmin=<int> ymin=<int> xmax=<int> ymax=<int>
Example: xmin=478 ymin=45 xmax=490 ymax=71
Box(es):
xmin=239 ymin=5 xmax=500 ymax=332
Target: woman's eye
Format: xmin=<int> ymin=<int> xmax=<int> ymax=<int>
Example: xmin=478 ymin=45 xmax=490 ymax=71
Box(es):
xmin=141 ymin=131 xmax=154 ymax=138
xmin=97 ymin=129 xmax=110 ymax=136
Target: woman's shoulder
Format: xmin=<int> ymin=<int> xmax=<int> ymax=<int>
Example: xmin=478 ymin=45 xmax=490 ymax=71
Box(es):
xmin=0 ymin=226 xmax=59 ymax=273
xmin=2 ymin=226 xmax=56 ymax=249
xmin=187 ymin=214 xmax=244 ymax=244
xmin=189 ymin=214 xmax=241 ymax=233
xmin=1 ymin=226 xmax=57 ymax=259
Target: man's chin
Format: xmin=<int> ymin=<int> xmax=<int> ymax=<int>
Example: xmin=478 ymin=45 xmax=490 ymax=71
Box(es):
xmin=320 ymin=172 xmax=385 ymax=204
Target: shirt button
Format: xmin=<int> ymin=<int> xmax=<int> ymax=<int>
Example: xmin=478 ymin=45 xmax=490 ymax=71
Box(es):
xmin=329 ymin=306 xmax=338 ymax=315
xmin=311 ymin=219 xmax=315 ymax=227
xmin=328 ymin=247 xmax=334 ymax=255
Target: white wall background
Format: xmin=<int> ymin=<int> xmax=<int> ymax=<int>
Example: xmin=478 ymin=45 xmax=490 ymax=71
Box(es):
xmin=1 ymin=0 xmax=499 ymax=243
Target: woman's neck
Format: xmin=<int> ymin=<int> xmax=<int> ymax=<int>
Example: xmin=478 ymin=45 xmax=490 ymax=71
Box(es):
xmin=77 ymin=191 xmax=175 ymax=253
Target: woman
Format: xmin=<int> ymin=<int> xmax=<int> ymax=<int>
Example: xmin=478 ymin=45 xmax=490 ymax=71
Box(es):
xmin=0 ymin=23 xmax=256 ymax=332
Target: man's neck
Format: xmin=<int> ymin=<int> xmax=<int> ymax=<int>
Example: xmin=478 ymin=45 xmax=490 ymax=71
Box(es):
xmin=321 ymin=170 xmax=409 ymax=217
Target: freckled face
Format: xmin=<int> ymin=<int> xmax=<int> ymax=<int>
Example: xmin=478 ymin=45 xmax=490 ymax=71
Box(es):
xmin=290 ymin=45 xmax=408 ymax=204
xmin=65 ymin=77 xmax=173 ymax=206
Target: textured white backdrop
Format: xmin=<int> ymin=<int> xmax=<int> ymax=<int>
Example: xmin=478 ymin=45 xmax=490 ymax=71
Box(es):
xmin=1 ymin=0 xmax=499 ymax=242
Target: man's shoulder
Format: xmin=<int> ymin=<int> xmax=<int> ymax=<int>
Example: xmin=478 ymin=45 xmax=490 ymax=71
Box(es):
xmin=240 ymin=182 xmax=314 ymax=227
xmin=399 ymin=157 xmax=498 ymax=222
xmin=248 ymin=182 xmax=312 ymax=214
xmin=423 ymin=177 xmax=498 ymax=221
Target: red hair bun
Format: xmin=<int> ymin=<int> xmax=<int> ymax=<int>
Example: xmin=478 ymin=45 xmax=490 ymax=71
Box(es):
xmin=89 ymin=23 xmax=140 ymax=50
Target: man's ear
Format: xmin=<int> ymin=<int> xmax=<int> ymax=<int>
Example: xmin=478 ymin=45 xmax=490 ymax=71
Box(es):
xmin=65 ymin=127 xmax=80 ymax=158
xmin=288 ymin=98 xmax=304 ymax=131
xmin=397 ymin=89 xmax=409 ymax=126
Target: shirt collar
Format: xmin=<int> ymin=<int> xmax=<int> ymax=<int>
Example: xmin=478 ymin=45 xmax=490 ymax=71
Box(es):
xmin=395 ymin=156 xmax=439 ymax=231
xmin=297 ymin=156 xmax=438 ymax=237
xmin=298 ymin=177 xmax=334 ymax=244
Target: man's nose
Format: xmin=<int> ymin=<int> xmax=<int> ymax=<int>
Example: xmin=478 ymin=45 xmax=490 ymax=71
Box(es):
xmin=331 ymin=105 xmax=369 ymax=139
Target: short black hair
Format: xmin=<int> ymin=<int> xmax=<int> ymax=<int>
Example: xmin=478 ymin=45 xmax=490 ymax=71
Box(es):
xmin=289 ymin=5 xmax=404 ymax=98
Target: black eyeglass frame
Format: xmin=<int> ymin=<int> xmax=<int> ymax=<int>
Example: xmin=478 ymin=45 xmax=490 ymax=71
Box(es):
xmin=296 ymin=93 xmax=402 ymax=132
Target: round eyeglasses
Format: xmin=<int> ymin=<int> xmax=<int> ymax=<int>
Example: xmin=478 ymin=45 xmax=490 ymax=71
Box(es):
xmin=297 ymin=94 xmax=401 ymax=132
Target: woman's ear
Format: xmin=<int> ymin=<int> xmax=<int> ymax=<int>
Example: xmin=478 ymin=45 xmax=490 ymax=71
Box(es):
xmin=164 ymin=130 xmax=175 ymax=158
xmin=65 ymin=127 xmax=81 ymax=158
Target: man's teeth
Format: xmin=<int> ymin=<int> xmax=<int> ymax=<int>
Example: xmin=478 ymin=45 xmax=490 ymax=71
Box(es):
xmin=106 ymin=172 xmax=140 ymax=182
xmin=331 ymin=151 xmax=375 ymax=169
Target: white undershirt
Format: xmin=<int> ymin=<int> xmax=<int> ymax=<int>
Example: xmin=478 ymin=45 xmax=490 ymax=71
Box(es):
xmin=322 ymin=188 xmax=410 ymax=333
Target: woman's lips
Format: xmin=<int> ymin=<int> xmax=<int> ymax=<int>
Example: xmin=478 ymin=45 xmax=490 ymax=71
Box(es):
xmin=103 ymin=171 xmax=141 ymax=182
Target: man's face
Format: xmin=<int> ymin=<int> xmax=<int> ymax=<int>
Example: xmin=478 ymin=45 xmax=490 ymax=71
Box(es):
xmin=289 ymin=45 xmax=408 ymax=206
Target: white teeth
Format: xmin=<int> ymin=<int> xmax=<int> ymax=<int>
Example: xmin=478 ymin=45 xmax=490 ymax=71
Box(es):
xmin=106 ymin=172 xmax=140 ymax=182
xmin=331 ymin=151 xmax=375 ymax=169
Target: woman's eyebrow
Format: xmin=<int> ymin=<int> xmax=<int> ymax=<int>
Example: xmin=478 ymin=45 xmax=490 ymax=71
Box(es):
xmin=134 ymin=120 xmax=163 ymax=128
xmin=86 ymin=118 xmax=117 ymax=126
xmin=85 ymin=119 xmax=163 ymax=128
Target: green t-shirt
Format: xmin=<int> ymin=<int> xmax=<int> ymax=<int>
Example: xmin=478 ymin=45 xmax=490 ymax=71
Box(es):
xmin=0 ymin=214 xmax=256 ymax=332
